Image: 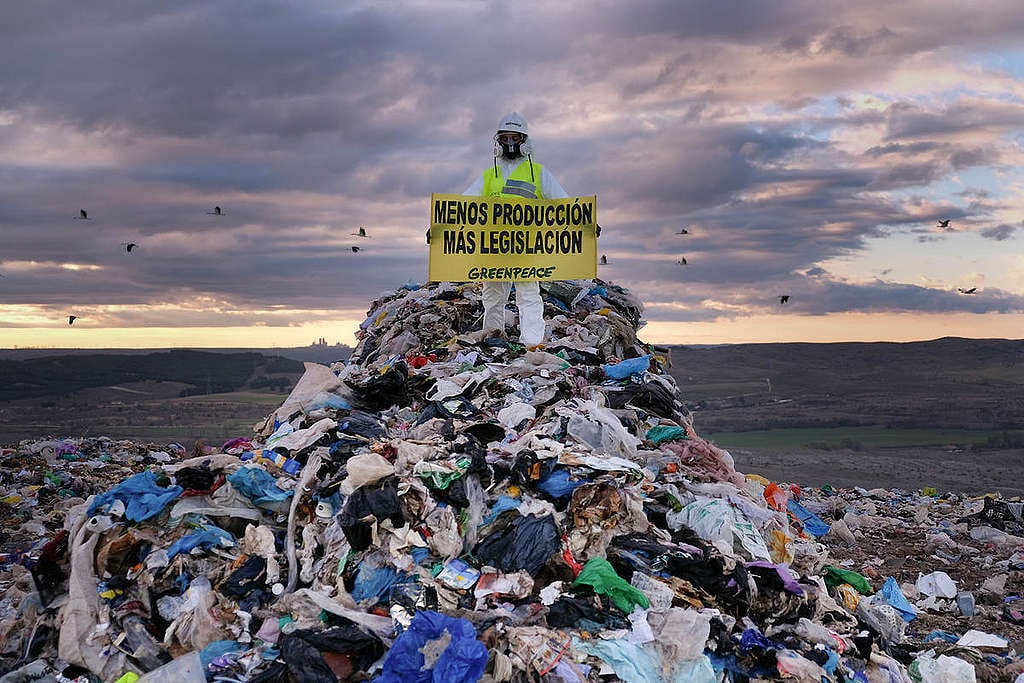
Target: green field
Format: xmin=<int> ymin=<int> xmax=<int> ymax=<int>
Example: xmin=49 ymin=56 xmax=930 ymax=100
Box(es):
xmin=704 ymin=426 xmax=999 ymax=450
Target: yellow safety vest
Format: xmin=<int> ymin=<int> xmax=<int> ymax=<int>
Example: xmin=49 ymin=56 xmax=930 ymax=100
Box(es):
xmin=481 ymin=159 xmax=544 ymax=199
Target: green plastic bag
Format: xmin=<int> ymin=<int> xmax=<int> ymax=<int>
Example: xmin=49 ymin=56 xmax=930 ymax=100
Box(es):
xmin=416 ymin=457 xmax=471 ymax=490
xmin=573 ymin=557 xmax=650 ymax=613
xmin=823 ymin=564 xmax=873 ymax=594
xmin=645 ymin=425 xmax=687 ymax=444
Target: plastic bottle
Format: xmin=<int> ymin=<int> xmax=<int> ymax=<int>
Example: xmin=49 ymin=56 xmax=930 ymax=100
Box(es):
xmin=252 ymin=449 xmax=301 ymax=475
xmin=956 ymin=591 xmax=975 ymax=616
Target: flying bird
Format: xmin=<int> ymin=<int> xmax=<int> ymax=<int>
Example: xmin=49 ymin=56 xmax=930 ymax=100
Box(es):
xmin=68 ymin=315 xmax=78 ymax=325
xmin=676 ymin=227 xmax=689 ymax=235
xmin=121 ymin=242 xmax=138 ymax=253
xmin=779 ymin=295 xmax=790 ymax=304
xmin=75 ymin=209 xmax=89 ymax=220
xmin=208 ymin=206 xmax=224 ymax=216
xmin=957 ymin=287 xmax=977 ymax=294
xmin=352 ymin=226 xmax=368 ymax=237
xmin=350 ymin=246 xmax=362 ymax=253
xmin=599 ymin=254 xmax=608 ymax=265
xmin=676 ymin=256 xmax=688 ymax=265
xmin=936 ymin=219 xmax=951 ymax=229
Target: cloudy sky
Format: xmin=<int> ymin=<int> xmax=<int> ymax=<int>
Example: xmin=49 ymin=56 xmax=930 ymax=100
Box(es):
xmin=2 ymin=1 xmax=1023 ymax=348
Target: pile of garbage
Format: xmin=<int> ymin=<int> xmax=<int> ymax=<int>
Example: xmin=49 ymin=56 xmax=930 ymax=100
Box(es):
xmin=2 ymin=278 xmax=1024 ymax=682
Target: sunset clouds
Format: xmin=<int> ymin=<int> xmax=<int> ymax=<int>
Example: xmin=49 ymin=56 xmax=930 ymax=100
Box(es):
xmin=1 ymin=1 xmax=1022 ymax=346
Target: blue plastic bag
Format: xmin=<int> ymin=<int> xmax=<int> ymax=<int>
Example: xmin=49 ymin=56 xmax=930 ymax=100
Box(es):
xmin=350 ymin=559 xmax=413 ymax=605
xmin=480 ymin=495 xmax=521 ymax=525
xmin=786 ymin=499 xmax=830 ymax=537
xmin=167 ymin=524 xmax=236 ymax=560
xmin=87 ymin=470 xmax=182 ymax=522
xmin=377 ymin=610 xmax=487 ymax=683
xmin=226 ymin=466 xmax=293 ymax=506
xmin=602 ymin=354 xmax=651 ymax=379
xmin=878 ymin=576 xmax=917 ymax=622
xmin=199 ymin=640 xmax=244 ymax=675
xmin=537 ymin=469 xmax=586 ymax=499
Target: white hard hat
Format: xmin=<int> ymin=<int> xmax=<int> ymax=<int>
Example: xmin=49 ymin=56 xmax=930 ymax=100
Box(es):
xmin=497 ymin=111 xmax=528 ymax=138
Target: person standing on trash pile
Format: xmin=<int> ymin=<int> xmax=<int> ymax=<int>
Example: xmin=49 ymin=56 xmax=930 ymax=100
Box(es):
xmin=461 ymin=111 xmax=568 ymax=349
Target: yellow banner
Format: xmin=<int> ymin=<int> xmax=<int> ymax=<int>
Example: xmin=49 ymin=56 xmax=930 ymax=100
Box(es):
xmin=428 ymin=194 xmax=597 ymax=282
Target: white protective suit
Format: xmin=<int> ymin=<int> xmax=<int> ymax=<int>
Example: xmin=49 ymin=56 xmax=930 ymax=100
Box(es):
xmin=464 ymin=157 xmax=568 ymax=346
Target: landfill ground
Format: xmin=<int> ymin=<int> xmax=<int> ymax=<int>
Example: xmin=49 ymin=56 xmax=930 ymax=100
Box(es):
xmin=2 ymin=281 xmax=1024 ymax=682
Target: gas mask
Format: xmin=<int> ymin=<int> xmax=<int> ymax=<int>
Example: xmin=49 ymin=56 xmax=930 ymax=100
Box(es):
xmin=496 ymin=133 xmax=525 ymax=159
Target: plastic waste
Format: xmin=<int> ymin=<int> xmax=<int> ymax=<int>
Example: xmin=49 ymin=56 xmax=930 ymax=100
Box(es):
xmin=226 ymin=466 xmax=294 ymax=506
xmin=653 ymin=608 xmax=712 ymax=661
xmin=763 ymin=482 xmax=788 ymax=510
xmin=339 ymin=452 xmax=396 ymax=493
xmin=670 ymin=497 xmax=771 ymax=561
xmin=473 ymin=514 xmax=561 ymax=575
xmin=116 ymin=616 xmax=167 ymax=671
xmin=644 ymin=425 xmax=687 ymax=444
xmin=877 ymin=576 xmax=917 ymax=622
xmin=602 ymin=354 xmax=651 ymax=379
xmin=855 ymin=597 xmax=905 ymax=645
xmin=569 ymin=636 xmax=664 ymax=683
xmin=786 ymin=499 xmax=830 ymax=536
xmin=775 ymin=649 xmax=827 ymax=679
xmin=909 ymin=652 xmax=977 ymax=683
xmin=916 ymin=571 xmax=957 ymax=599
xmin=956 ymin=591 xmax=975 ymax=617
xmin=86 ymin=470 xmax=183 ymax=522
xmin=573 ymin=557 xmax=650 ymax=614
xmin=823 ymin=565 xmax=872 ymax=594
xmin=956 ymin=628 xmax=1007 ymax=648
xmin=11 ymin=277 xmax=1024 ymax=682
xmin=137 ymin=652 xmax=205 ymax=683
xmin=242 ymin=449 xmax=301 ymax=476
xmin=377 ymin=611 xmax=487 ymax=683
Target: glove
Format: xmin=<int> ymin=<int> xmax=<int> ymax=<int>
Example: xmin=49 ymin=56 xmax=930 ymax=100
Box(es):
xmin=425 ymin=228 xmax=431 ymax=245
xmin=595 ymin=223 xmax=602 ymax=238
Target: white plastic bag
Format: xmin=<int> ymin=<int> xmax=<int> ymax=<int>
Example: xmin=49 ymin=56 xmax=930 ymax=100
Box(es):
xmin=913 ymin=652 xmax=977 ymax=683
xmin=670 ymin=497 xmax=771 ymax=561
xmin=916 ymin=571 xmax=957 ymax=599
xmin=340 ymin=452 xmax=396 ymax=494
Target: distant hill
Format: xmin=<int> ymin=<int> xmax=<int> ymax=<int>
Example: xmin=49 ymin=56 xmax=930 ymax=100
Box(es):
xmin=0 ymin=349 xmax=309 ymax=401
xmin=0 ymin=344 xmax=352 ymax=365
xmin=666 ymin=337 xmax=1024 ymax=432
xmin=2 ymin=337 xmax=1020 ymax=434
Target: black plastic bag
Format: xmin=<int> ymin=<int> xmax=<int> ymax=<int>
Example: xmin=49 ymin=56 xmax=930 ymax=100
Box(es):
xmin=337 ymin=410 xmax=386 ymax=439
xmin=339 ymin=477 xmax=405 ymax=551
xmin=219 ymin=555 xmax=267 ymax=599
xmin=174 ymin=462 xmax=217 ymax=492
xmin=290 ymin=625 xmax=384 ymax=673
xmin=546 ymin=594 xmax=630 ymax=630
xmin=278 ymin=633 xmax=337 ymax=682
xmin=473 ymin=514 xmax=561 ymax=575
xmin=606 ymin=381 xmax=678 ymax=418
xmin=345 ymin=361 xmax=408 ymax=411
